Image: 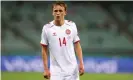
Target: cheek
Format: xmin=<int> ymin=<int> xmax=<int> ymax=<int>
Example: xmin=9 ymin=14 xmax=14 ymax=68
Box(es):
xmin=62 ymin=13 xmax=66 ymax=16
xmin=52 ymin=13 xmax=55 ymax=16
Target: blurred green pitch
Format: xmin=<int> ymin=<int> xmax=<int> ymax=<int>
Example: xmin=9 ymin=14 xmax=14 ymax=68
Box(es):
xmin=1 ymin=72 xmax=133 ymax=80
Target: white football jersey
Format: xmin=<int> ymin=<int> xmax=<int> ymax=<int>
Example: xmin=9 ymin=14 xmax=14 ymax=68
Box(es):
xmin=40 ymin=20 xmax=80 ymax=76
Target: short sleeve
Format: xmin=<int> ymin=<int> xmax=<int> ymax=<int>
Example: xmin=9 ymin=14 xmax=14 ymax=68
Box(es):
xmin=40 ymin=26 xmax=48 ymax=46
xmin=73 ymin=23 xmax=80 ymax=43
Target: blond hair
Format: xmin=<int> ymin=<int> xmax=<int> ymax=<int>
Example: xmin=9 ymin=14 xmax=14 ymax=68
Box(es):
xmin=52 ymin=1 xmax=67 ymax=11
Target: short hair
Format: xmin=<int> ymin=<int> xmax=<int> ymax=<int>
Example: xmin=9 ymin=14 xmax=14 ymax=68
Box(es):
xmin=52 ymin=1 xmax=67 ymax=11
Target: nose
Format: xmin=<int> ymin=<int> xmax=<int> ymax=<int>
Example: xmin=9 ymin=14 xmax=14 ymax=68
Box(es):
xmin=56 ymin=11 xmax=60 ymax=15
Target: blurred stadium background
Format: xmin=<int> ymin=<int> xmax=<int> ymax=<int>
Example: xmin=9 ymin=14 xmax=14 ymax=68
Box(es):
xmin=1 ymin=1 xmax=133 ymax=80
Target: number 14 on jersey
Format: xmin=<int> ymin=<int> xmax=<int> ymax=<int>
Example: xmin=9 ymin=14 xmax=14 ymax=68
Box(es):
xmin=59 ymin=37 xmax=66 ymax=47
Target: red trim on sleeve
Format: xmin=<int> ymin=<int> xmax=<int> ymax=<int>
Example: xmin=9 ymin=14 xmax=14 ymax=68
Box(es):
xmin=40 ymin=43 xmax=47 ymax=47
xmin=74 ymin=40 xmax=80 ymax=44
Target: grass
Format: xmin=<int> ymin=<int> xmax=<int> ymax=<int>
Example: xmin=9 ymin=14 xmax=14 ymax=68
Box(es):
xmin=1 ymin=72 xmax=133 ymax=80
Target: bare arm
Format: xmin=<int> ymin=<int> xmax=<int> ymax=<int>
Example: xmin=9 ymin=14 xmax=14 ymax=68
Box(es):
xmin=74 ymin=42 xmax=84 ymax=65
xmin=42 ymin=45 xmax=49 ymax=70
xmin=74 ymin=42 xmax=84 ymax=75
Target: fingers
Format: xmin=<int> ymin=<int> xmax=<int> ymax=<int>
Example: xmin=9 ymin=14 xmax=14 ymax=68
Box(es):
xmin=79 ymin=69 xmax=84 ymax=76
xmin=44 ymin=75 xmax=49 ymax=79
xmin=80 ymin=72 xmax=84 ymax=76
xmin=44 ymin=74 xmax=50 ymax=79
xmin=43 ymin=72 xmax=50 ymax=79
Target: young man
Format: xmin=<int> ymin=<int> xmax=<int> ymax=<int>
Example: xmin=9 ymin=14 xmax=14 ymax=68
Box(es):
xmin=40 ymin=2 xmax=84 ymax=80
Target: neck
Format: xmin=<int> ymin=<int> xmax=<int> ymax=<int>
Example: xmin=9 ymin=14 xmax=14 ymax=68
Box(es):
xmin=54 ymin=19 xmax=65 ymax=26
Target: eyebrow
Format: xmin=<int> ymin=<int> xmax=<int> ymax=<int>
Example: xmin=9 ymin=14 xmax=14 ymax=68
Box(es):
xmin=54 ymin=9 xmax=63 ymax=11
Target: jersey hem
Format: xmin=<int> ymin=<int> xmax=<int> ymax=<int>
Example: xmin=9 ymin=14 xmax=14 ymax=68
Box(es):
xmin=74 ymin=40 xmax=80 ymax=44
xmin=40 ymin=43 xmax=48 ymax=47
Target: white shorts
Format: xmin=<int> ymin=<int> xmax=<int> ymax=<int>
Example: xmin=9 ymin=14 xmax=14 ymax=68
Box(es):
xmin=50 ymin=73 xmax=79 ymax=80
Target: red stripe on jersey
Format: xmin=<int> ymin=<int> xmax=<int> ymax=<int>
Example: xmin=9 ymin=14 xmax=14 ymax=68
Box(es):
xmin=50 ymin=25 xmax=54 ymax=28
xmin=40 ymin=43 xmax=47 ymax=47
xmin=65 ymin=23 xmax=70 ymax=26
xmin=74 ymin=40 xmax=80 ymax=44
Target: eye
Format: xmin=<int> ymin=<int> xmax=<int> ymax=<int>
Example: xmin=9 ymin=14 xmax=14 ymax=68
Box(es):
xmin=54 ymin=10 xmax=58 ymax=12
xmin=59 ymin=10 xmax=63 ymax=12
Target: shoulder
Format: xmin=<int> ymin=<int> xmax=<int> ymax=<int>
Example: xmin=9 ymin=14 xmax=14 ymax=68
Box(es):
xmin=65 ymin=20 xmax=76 ymax=26
xmin=42 ymin=21 xmax=54 ymax=31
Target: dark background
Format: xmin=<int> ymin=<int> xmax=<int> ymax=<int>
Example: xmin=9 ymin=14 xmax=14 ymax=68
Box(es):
xmin=1 ymin=1 xmax=133 ymax=56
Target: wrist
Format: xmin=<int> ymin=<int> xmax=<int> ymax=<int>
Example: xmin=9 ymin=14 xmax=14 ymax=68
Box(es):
xmin=79 ymin=61 xmax=84 ymax=65
xmin=44 ymin=68 xmax=49 ymax=70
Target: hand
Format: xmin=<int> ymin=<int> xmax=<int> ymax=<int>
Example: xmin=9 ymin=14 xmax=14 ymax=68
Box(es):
xmin=79 ymin=63 xmax=84 ymax=76
xmin=43 ymin=69 xmax=51 ymax=79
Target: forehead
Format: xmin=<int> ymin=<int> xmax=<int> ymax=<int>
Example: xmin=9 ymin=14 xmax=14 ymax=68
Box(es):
xmin=53 ymin=5 xmax=65 ymax=10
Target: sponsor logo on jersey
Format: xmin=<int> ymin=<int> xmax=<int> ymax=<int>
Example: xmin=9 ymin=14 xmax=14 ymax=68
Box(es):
xmin=53 ymin=32 xmax=57 ymax=36
xmin=66 ymin=29 xmax=71 ymax=35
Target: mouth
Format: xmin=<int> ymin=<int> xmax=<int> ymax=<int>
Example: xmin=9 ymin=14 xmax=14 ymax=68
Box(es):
xmin=56 ymin=16 xmax=60 ymax=17
xmin=56 ymin=16 xmax=60 ymax=19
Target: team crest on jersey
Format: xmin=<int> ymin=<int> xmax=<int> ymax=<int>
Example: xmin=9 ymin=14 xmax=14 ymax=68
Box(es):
xmin=66 ymin=29 xmax=71 ymax=35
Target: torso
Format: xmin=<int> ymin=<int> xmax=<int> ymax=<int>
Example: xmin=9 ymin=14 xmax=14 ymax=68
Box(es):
xmin=43 ymin=20 xmax=79 ymax=75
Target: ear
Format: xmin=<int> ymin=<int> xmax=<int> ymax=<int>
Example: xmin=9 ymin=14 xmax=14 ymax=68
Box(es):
xmin=64 ymin=10 xmax=67 ymax=15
